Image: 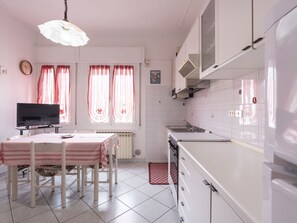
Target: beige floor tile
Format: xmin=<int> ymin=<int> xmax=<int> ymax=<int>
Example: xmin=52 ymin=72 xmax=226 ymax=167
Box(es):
xmin=52 ymin=199 xmax=90 ymax=222
xmin=133 ymin=198 xmax=170 ymax=222
xmin=117 ymin=189 xmax=149 ymax=208
xmin=92 ymin=198 xmax=130 ymax=222
xmin=64 ymin=210 xmax=104 ymax=223
xmin=109 ymin=209 xmax=149 ymax=223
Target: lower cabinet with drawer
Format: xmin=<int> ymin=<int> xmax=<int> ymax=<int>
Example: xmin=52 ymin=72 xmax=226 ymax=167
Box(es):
xmin=178 ymin=148 xmax=244 ymax=223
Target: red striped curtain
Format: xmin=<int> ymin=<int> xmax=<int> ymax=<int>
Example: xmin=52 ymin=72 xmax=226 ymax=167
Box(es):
xmin=55 ymin=65 xmax=70 ymax=123
xmin=88 ymin=65 xmax=110 ymax=123
xmin=112 ymin=65 xmax=135 ymax=123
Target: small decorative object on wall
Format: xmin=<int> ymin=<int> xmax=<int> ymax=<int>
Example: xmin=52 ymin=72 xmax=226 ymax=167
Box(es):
xmin=19 ymin=60 xmax=33 ymax=75
xmin=150 ymin=70 xmax=161 ymax=84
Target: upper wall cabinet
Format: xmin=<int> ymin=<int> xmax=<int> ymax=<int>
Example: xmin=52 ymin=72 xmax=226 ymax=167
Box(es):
xmin=200 ymin=0 xmax=279 ymax=80
xmin=200 ymin=0 xmax=252 ymax=79
xmin=253 ymin=0 xmax=279 ymax=48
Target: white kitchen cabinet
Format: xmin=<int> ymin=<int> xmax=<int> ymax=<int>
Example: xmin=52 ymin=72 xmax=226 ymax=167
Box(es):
xmin=253 ymin=0 xmax=279 ymax=48
xmin=212 ymin=192 xmax=244 ymax=223
xmin=178 ymin=147 xmax=244 ymax=223
xmin=179 ymin=149 xmax=210 ymax=223
xmin=200 ymin=0 xmax=251 ymax=76
xmin=185 ymin=17 xmax=199 ymax=55
xmin=200 ymin=0 xmax=279 ymax=79
xmin=175 ymin=16 xmax=200 ymax=93
xmin=175 ymin=44 xmax=187 ymax=93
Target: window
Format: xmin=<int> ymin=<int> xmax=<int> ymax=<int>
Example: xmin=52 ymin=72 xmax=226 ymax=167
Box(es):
xmin=88 ymin=65 xmax=135 ymax=124
xmin=37 ymin=65 xmax=70 ymax=124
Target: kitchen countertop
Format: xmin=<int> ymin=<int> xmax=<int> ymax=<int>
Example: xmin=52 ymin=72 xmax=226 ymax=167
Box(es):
xmin=178 ymin=141 xmax=264 ymax=223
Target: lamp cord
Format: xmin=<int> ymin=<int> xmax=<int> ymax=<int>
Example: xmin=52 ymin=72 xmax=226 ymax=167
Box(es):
xmin=64 ymin=0 xmax=68 ymax=21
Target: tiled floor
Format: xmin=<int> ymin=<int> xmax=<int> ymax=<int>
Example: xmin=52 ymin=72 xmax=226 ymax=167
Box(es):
xmin=0 ymin=162 xmax=180 ymax=223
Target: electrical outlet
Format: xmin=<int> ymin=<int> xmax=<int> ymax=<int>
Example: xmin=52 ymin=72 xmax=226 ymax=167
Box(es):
xmin=235 ymin=110 xmax=243 ymax=118
xmin=228 ymin=110 xmax=235 ymax=117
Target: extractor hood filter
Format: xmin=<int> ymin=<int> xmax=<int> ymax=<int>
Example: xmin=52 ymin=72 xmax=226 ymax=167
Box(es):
xmin=178 ymin=54 xmax=199 ymax=78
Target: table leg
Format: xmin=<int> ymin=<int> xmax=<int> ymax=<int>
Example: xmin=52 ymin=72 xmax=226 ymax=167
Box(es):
xmin=94 ymin=163 xmax=99 ymax=201
xmin=11 ymin=166 xmax=18 ymax=201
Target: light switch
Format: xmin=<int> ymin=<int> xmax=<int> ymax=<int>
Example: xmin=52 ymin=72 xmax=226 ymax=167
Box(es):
xmin=235 ymin=110 xmax=243 ymax=118
xmin=228 ymin=110 xmax=235 ymax=117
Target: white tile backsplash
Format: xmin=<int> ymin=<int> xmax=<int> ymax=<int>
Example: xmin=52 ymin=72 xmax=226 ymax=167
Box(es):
xmin=145 ymin=86 xmax=186 ymax=161
xmin=187 ymin=69 xmax=265 ymax=149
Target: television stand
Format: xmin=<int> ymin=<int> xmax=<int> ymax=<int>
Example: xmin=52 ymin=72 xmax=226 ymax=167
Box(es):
xmin=16 ymin=125 xmax=61 ymax=135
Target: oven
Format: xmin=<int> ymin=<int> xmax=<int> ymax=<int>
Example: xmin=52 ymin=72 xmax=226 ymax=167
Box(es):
xmin=168 ymin=136 xmax=178 ymax=203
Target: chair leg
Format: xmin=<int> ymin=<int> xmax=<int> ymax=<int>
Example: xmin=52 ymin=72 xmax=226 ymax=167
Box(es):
xmin=51 ymin=176 xmax=55 ymax=192
xmin=61 ymin=173 xmax=66 ymax=208
xmin=35 ymin=175 xmax=40 ymax=195
xmin=31 ymin=170 xmax=35 ymax=208
xmin=77 ymin=165 xmax=80 ymax=192
xmin=7 ymin=166 xmax=11 ymax=196
xmin=81 ymin=166 xmax=86 ymax=197
xmin=115 ymin=158 xmax=118 ymax=184
xmin=94 ymin=164 xmax=99 ymax=202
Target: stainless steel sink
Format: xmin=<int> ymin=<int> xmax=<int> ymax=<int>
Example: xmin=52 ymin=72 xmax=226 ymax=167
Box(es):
xmin=168 ymin=126 xmax=195 ymax=132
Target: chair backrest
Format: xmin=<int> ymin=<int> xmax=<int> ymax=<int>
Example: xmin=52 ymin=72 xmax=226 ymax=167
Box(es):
xmin=111 ymin=135 xmax=119 ymax=156
xmin=30 ymin=142 xmax=66 ymax=174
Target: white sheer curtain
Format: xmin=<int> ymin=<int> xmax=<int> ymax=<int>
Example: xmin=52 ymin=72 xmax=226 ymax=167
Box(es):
xmin=55 ymin=65 xmax=70 ymax=123
xmin=112 ymin=65 xmax=135 ymax=123
xmin=88 ymin=65 xmax=110 ymax=123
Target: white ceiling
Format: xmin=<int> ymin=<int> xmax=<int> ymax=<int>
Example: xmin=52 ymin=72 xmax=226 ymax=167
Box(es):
xmin=0 ymin=0 xmax=204 ymax=37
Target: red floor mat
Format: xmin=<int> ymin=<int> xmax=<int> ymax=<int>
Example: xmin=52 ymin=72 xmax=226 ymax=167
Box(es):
xmin=148 ymin=162 xmax=170 ymax=185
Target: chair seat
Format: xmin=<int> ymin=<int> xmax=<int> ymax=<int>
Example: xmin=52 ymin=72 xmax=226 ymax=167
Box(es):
xmin=35 ymin=165 xmax=75 ymax=177
xmin=88 ymin=154 xmax=116 ymax=169
xmin=17 ymin=165 xmax=29 ymax=171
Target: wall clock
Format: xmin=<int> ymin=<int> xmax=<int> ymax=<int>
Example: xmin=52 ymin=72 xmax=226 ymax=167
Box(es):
xmin=19 ymin=60 xmax=33 ymax=75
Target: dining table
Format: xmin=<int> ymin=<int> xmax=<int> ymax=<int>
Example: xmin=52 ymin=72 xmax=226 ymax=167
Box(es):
xmin=1 ymin=132 xmax=117 ymax=201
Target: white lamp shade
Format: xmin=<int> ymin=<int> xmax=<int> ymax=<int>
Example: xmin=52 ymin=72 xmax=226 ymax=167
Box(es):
xmin=38 ymin=20 xmax=89 ymax=47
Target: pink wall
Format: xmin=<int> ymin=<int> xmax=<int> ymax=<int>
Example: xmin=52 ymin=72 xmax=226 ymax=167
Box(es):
xmin=0 ymin=8 xmax=35 ymax=141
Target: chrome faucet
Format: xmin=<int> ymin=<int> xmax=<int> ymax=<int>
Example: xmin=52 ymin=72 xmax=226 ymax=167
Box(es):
xmin=183 ymin=119 xmax=195 ymax=131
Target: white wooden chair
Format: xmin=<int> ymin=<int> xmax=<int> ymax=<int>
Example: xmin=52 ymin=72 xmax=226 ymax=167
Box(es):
xmin=30 ymin=141 xmax=68 ymax=208
xmin=82 ymin=136 xmax=119 ymax=197
xmin=6 ymin=135 xmax=30 ymax=196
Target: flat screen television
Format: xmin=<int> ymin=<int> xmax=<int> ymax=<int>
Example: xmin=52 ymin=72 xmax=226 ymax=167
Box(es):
xmin=17 ymin=103 xmax=60 ymax=128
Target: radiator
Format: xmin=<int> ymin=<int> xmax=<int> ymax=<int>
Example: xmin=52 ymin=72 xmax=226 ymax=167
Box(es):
xmin=96 ymin=131 xmax=134 ymax=159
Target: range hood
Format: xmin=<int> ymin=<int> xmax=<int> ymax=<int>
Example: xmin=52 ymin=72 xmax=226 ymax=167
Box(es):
xmin=178 ymin=54 xmax=199 ymax=78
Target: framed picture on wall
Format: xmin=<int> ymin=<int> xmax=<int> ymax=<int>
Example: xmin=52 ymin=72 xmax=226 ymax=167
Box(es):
xmin=150 ymin=70 xmax=161 ymax=84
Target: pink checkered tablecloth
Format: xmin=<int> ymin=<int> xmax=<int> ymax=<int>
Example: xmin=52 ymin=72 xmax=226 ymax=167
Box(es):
xmin=1 ymin=133 xmax=117 ymax=168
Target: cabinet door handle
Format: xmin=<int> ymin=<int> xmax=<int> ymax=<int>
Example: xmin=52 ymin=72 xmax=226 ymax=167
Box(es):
xmin=213 ymin=65 xmax=218 ymax=68
xmin=181 ymin=171 xmax=185 ymax=176
xmin=181 ymin=186 xmax=185 ymax=191
xmin=180 ymin=201 xmax=185 ymax=207
xmin=180 ymin=217 xmax=184 ymax=223
xmin=181 ymin=157 xmax=185 ymax=161
xmin=242 ymin=45 xmax=251 ymax=51
xmin=253 ymin=37 xmax=263 ymax=44
xmin=210 ymin=184 xmax=217 ymax=192
xmin=203 ymin=180 xmax=210 ymax=186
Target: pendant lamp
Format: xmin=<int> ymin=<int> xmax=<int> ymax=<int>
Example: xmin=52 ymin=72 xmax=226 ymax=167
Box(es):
xmin=38 ymin=0 xmax=89 ymax=47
